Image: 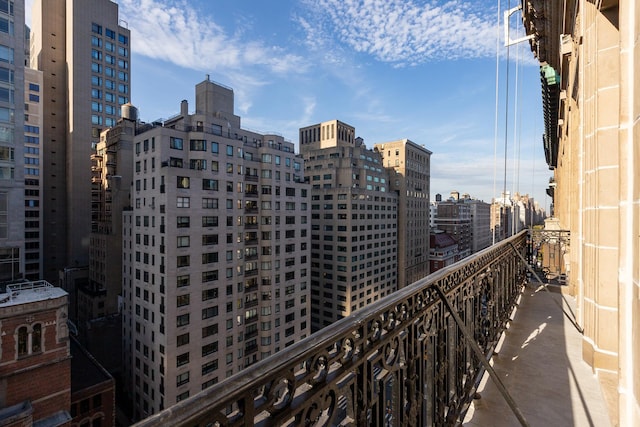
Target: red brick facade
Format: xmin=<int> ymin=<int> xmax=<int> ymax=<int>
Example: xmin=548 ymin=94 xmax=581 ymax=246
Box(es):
xmin=0 ymin=285 xmax=71 ymax=426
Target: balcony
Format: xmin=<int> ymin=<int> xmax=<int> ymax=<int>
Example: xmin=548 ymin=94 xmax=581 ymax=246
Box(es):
xmin=134 ymin=231 xmax=546 ymax=426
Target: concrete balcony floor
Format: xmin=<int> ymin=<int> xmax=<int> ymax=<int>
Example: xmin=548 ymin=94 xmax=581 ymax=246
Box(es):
xmin=463 ymin=284 xmax=612 ymax=427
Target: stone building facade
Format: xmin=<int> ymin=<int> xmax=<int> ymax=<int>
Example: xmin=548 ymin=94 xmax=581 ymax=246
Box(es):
xmin=522 ymin=1 xmax=640 ymax=424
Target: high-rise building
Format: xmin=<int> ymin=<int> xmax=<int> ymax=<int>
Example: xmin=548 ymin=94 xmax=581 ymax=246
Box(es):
xmin=84 ymin=106 xmax=135 ymax=325
xmin=122 ymin=79 xmax=310 ymax=420
xmin=299 ymin=120 xmax=398 ymax=331
xmin=466 ymin=199 xmax=491 ymax=253
xmin=0 ymin=0 xmax=25 ymax=283
xmin=374 ymin=139 xmax=431 ymax=287
xmin=30 ymin=0 xmax=131 ymax=282
xmin=24 ymin=68 xmax=43 ymax=281
xmin=434 ymin=201 xmax=472 ymax=259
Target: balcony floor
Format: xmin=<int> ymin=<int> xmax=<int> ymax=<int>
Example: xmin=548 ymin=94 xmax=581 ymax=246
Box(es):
xmin=463 ymin=284 xmax=611 ymax=427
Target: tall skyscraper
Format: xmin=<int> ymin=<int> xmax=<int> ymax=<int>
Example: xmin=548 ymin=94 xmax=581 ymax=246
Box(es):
xmin=30 ymin=0 xmax=130 ymax=282
xmin=374 ymin=139 xmax=431 ymax=287
xmin=300 ymin=120 xmax=399 ymax=331
xmin=0 ymin=0 xmax=25 ymax=282
xmin=24 ymin=67 xmax=43 ymax=281
xmin=122 ymin=79 xmax=310 ymax=420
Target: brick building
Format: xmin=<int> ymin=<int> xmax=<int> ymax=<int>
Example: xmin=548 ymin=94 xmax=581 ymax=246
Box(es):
xmin=0 ymin=281 xmax=72 ymax=426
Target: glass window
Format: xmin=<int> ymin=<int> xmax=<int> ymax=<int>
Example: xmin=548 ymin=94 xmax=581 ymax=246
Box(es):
xmin=0 ymin=45 xmax=14 ymax=63
xmin=17 ymin=326 xmax=27 ymax=356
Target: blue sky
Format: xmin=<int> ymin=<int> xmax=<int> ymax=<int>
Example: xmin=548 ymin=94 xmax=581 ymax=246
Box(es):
xmin=27 ymin=0 xmax=551 ymax=209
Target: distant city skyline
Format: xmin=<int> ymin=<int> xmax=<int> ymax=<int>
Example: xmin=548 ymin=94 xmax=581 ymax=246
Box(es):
xmin=26 ymin=0 xmax=551 ymax=207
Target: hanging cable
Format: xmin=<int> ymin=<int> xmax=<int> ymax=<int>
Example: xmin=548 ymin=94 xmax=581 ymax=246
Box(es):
xmin=492 ymin=0 xmax=502 ymax=245
xmin=502 ymin=0 xmax=511 ymax=241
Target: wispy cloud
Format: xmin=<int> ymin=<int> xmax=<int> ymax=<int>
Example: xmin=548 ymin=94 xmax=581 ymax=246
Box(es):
xmin=299 ymin=0 xmax=498 ymax=66
xmin=120 ymin=0 xmax=306 ymax=74
xmin=117 ymin=0 xmax=308 ymax=113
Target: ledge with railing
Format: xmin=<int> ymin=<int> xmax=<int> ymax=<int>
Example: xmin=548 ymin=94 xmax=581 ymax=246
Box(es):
xmin=134 ymin=231 xmax=529 ymax=426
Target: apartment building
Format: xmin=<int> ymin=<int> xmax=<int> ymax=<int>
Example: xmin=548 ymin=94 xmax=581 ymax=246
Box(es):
xmin=374 ymin=139 xmax=431 ymax=287
xmin=85 ymin=106 xmax=135 ymax=325
xmin=300 ymin=120 xmax=398 ymax=331
xmin=122 ymin=79 xmax=310 ymax=420
xmin=30 ymin=0 xmax=130 ymax=282
xmin=0 ymin=0 xmax=25 ymax=283
xmin=466 ymin=199 xmax=491 ymax=253
xmin=434 ymin=201 xmax=472 ymax=259
xmin=23 ymin=68 xmax=43 ymax=281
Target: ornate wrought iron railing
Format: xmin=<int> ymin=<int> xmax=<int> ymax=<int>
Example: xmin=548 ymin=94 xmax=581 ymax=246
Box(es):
xmin=134 ymin=231 xmax=529 ymax=427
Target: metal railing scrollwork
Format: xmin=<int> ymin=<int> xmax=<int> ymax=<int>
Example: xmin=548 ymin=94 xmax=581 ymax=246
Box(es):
xmin=134 ymin=231 xmax=529 ymax=427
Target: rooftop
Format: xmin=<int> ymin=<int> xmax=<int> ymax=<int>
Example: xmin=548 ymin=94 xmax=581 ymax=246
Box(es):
xmin=0 ymin=281 xmax=67 ymax=307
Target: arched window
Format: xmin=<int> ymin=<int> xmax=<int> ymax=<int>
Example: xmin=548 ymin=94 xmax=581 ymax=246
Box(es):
xmin=17 ymin=326 xmax=28 ymax=356
xmin=32 ymin=324 xmax=42 ymax=353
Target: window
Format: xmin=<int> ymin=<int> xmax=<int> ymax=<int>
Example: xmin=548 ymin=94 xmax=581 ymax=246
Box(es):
xmin=177 ymin=216 xmax=190 ymax=228
xmin=202 ymin=306 xmax=218 ymax=319
xmin=177 ymin=352 xmax=189 ymax=367
xmin=202 ymin=343 xmax=218 ymax=357
xmin=170 ymin=137 xmax=183 ymax=149
xmin=211 ymin=142 xmax=219 ymax=154
xmin=202 ymin=216 xmax=218 ymax=227
xmin=177 ymin=313 xmax=190 ymax=326
xmin=176 ymin=236 xmax=190 ymax=248
xmin=190 ymin=139 xmax=206 ymax=151
xmin=176 ymin=372 xmax=189 ymax=386
xmin=202 ymin=359 xmax=218 ymax=375
xmin=17 ymin=326 xmax=27 ymax=356
xmin=177 ymin=333 xmax=189 ymax=347
xmin=176 ymin=255 xmax=190 ymax=267
xmin=202 ymin=324 xmax=218 ymax=338
xmin=177 ymin=274 xmax=190 ymax=287
xmin=176 ymin=294 xmax=190 ymax=307
xmin=202 ymin=179 xmax=218 ymax=191
xmin=177 ymin=197 xmax=190 ymax=208
xmin=202 ymin=287 xmax=218 ymax=299
xmin=0 ymin=45 xmax=13 ymax=63
xmin=177 ymin=176 xmax=190 ymax=189
xmin=202 ymin=235 xmax=218 ymax=246
xmin=202 ymin=252 xmax=218 ymax=264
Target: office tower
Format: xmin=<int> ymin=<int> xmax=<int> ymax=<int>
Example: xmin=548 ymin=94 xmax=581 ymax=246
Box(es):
xmin=300 ymin=120 xmax=398 ymax=332
xmin=434 ymin=201 xmax=472 ymax=258
xmin=122 ymin=79 xmax=310 ymax=420
xmin=0 ymin=0 xmax=24 ymax=282
xmin=30 ymin=0 xmax=130 ymax=282
xmin=374 ymin=139 xmax=431 ymax=287
xmin=24 ymin=67 xmax=43 ymax=281
xmin=0 ymin=281 xmax=71 ymax=425
xmin=466 ymin=199 xmax=491 ymax=253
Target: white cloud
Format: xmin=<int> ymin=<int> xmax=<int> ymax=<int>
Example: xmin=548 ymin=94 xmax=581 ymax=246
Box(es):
xmin=300 ymin=0 xmax=499 ymax=66
xmin=117 ymin=0 xmax=308 ymax=113
xmin=119 ymin=0 xmax=306 ymax=74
